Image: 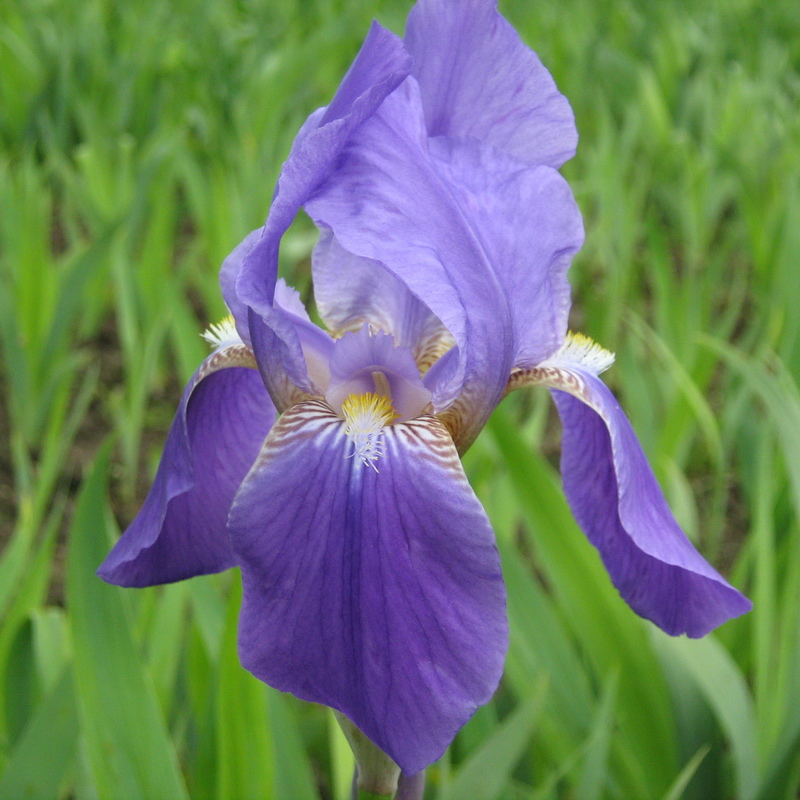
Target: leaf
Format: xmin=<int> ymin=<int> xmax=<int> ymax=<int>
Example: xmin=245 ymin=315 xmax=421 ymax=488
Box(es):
xmin=661 ymin=746 xmax=711 ymax=800
xmin=67 ymin=443 xmax=190 ymax=800
xmin=437 ymin=679 xmax=547 ymax=800
xmin=576 ymin=671 xmax=619 ymax=800
xmin=500 ymin=540 xmax=593 ymax=740
xmin=269 ymin=692 xmax=320 ymax=800
xmin=215 ymin=576 xmax=274 ymax=800
xmin=0 ymin=666 xmax=79 ymax=800
xmin=654 ymin=633 xmax=757 ymax=800
xmin=329 ymin=708 xmax=356 ymax=800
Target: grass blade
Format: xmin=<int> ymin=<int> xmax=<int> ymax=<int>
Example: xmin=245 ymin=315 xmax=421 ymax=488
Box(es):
xmin=67 ymin=442 xmax=189 ymax=800
xmin=438 ymin=679 xmax=548 ymax=800
xmin=0 ymin=666 xmax=79 ymax=800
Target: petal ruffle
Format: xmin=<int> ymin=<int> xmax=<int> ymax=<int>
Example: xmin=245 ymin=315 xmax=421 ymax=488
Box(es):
xmin=306 ymin=78 xmax=583 ymax=449
xmin=98 ymin=347 xmax=276 ymax=587
xmin=228 ymin=401 xmax=507 ymax=774
xmin=405 ymin=0 xmax=577 ymax=168
xmin=542 ymin=365 xmax=751 ymax=637
xmin=234 ymin=23 xmax=412 ymax=398
xmin=429 ymin=135 xmax=583 ymax=369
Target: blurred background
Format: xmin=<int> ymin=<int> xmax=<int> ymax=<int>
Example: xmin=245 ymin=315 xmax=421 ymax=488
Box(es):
xmin=1 ymin=0 xmax=798 ymax=797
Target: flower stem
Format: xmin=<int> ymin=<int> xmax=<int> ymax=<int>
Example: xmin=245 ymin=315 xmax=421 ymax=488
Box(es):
xmin=336 ymin=712 xmax=401 ymax=797
xmin=351 ymin=770 xmax=426 ymax=800
xmin=356 ymin=790 xmax=394 ymax=800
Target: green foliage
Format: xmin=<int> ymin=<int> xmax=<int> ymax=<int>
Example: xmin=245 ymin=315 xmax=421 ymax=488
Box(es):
xmin=2 ymin=0 xmax=799 ymax=797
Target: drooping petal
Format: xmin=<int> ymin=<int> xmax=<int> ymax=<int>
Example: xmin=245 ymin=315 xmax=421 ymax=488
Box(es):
xmin=234 ymin=23 xmax=411 ymax=399
xmin=306 ymin=78 xmax=583 ymax=449
xmin=405 ymin=0 xmax=577 ymax=168
xmin=525 ymin=361 xmax=752 ymax=637
xmin=313 ymin=228 xmax=453 ymax=372
xmin=228 ymin=401 xmax=507 ymax=774
xmin=98 ymin=347 xmax=275 ymax=587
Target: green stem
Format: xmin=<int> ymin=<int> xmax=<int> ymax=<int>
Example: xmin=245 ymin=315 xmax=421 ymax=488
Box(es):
xmin=356 ymin=790 xmax=394 ymax=800
xmin=336 ymin=712 xmax=400 ymax=797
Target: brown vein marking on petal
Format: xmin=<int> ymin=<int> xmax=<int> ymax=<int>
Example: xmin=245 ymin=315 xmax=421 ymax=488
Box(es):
xmin=196 ymin=343 xmax=258 ymax=381
xmin=503 ymin=365 xmax=593 ymax=405
xmin=330 ymin=317 xmax=390 ymax=339
xmin=252 ymin=399 xmax=341 ymax=471
xmin=436 ymin=384 xmax=491 ymax=457
xmin=414 ymin=327 xmax=456 ymax=374
xmin=386 ymin=415 xmax=469 ymax=485
xmin=332 ymin=317 xmax=454 ymax=376
xmin=264 ymin=368 xmax=317 ymax=415
xmin=200 ymin=342 xmax=315 ymax=414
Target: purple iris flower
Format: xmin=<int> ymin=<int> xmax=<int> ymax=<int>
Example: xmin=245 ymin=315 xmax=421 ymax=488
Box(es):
xmin=99 ymin=0 xmax=751 ymax=777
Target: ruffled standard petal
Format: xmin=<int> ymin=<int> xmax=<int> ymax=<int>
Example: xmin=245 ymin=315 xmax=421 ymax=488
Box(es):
xmin=526 ymin=362 xmax=752 ymax=637
xmin=306 ymin=78 xmax=583 ymax=450
xmin=235 ymin=23 xmax=411 ymax=400
xmin=228 ymin=401 xmax=507 ymax=774
xmin=429 ymin=136 xmax=583 ymax=370
xmin=98 ymin=347 xmax=276 ymax=587
xmin=405 ymin=0 xmax=577 ymax=167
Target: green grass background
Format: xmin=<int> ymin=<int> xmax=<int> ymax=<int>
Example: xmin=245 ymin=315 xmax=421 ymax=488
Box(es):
xmin=1 ymin=0 xmax=798 ymax=797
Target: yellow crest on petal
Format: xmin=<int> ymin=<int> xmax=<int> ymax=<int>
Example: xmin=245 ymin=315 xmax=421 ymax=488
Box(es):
xmin=342 ymin=392 xmax=399 ymax=472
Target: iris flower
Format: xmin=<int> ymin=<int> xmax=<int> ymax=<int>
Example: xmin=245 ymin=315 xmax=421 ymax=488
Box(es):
xmin=99 ymin=0 xmax=751 ymax=778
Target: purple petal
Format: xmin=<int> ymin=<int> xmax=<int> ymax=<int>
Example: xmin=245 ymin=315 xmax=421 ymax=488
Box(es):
xmin=548 ymin=367 xmax=751 ymax=636
xmin=396 ymin=771 xmax=426 ymax=800
xmin=325 ymin=327 xmax=431 ymax=421
xmin=273 ymin=278 xmax=312 ymax=322
xmin=234 ymin=23 xmax=411 ymax=397
xmin=405 ymin=0 xmax=577 ymax=167
xmin=228 ymin=401 xmax=507 ymax=774
xmin=98 ymin=348 xmax=276 ymax=587
xmin=429 ymin=135 xmax=583 ymax=369
xmin=246 ymin=280 xmax=333 ymax=410
xmin=275 ymin=280 xmax=335 ymax=398
xmin=218 ymin=229 xmax=260 ymax=345
xmin=306 ymin=79 xmax=582 ymax=446
xmin=247 ymin=305 xmax=333 ymax=411
xmin=313 ymin=228 xmax=453 ymax=372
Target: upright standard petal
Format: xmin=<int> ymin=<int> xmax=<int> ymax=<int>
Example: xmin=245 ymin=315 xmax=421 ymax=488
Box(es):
xmin=228 ymin=401 xmax=508 ymax=774
xmin=429 ymin=136 xmax=583 ymax=369
xmin=405 ymin=0 xmax=577 ymax=167
xmin=98 ymin=347 xmax=276 ymax=587
xmin=234 ymin=23 xmax=411 ymax=399
xmin=520 ymin=358 xmax=751 ymax=636
xmin=307 ymin=78 xmax=583 ymax=449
